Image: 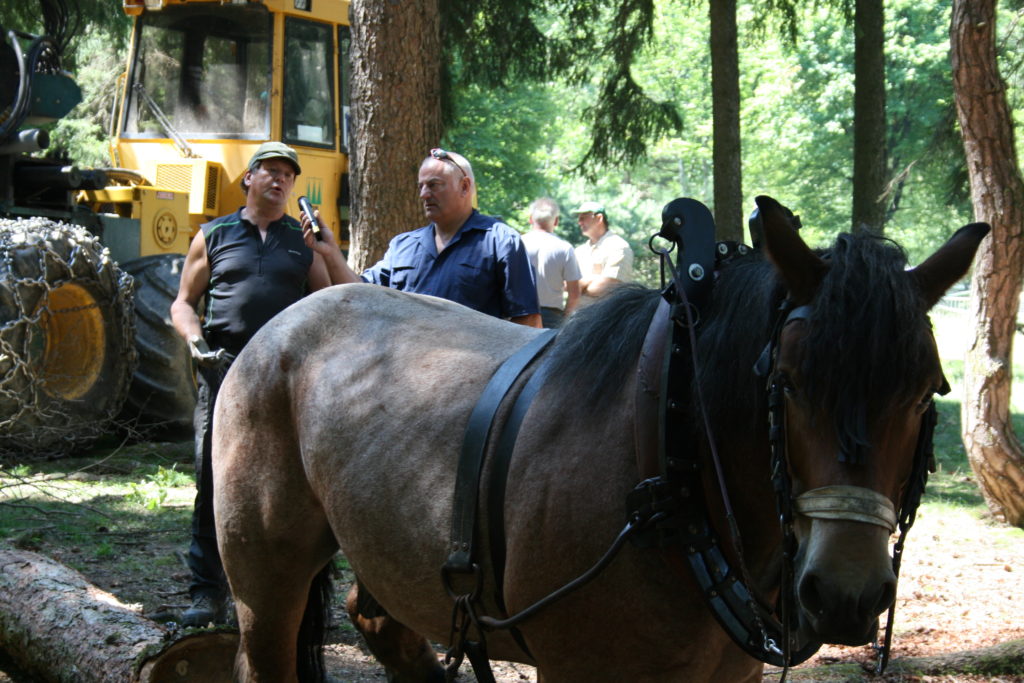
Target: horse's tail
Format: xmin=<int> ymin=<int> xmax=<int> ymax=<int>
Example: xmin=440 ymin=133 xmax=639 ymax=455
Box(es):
xmin=297 ymin=563 xmax=334 ymax=682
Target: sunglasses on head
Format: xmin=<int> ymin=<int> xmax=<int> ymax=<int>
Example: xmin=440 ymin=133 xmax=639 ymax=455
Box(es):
xmin=430 ymin=148 xmax=467 ymax=179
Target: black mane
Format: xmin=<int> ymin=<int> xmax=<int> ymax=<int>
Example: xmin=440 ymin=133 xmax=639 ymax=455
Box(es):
xmin=545 ymin=232 xmax=939 ymax=460
xmin=544 ymin=285 xmax=662 ymax=407
xmin=796 ymin=233 xmax=938 ymax=458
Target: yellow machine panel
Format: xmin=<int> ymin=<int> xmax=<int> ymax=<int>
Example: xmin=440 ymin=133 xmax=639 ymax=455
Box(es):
xmin=137 ymin=187 xmax=191 ymax=255
xmin=83 ymin=185 xmax=191 ymax=256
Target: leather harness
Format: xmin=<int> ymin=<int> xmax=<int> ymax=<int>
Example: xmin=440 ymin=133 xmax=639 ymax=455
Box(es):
xmin=440 ymin=197 xmax=937 ymax=681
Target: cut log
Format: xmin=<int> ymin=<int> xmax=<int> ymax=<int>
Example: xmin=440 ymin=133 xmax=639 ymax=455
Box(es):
xmin=0 ymin=549 xmax=236 ymax=682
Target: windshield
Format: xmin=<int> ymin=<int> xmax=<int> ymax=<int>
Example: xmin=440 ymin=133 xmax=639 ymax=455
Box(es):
xmin=282 ymin=17 xmax=335 ymax=148
xmin=122 ymin=4 xmax=271 ymax=139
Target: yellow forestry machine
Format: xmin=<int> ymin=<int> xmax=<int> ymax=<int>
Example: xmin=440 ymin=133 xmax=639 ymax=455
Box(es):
xmin=0 ymin=0 xmax=352 ymax=458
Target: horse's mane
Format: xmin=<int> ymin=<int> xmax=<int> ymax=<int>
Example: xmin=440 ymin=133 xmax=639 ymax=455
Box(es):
xmin=698 ymin=232 xmax=938 ymax=459
xmin=544 ymin=284 xmax=662 ymax=408
xmin=797 ymin=233 xmax=937 ymax=459
xmin=546 ymin=232 xmax=938 ymax=461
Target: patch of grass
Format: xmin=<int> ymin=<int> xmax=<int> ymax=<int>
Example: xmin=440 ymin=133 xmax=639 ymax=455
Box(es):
xmin=928 ymin=398 xmax=987 ymax=509
xmin=0 ymin=441 xmax=194 ymax=562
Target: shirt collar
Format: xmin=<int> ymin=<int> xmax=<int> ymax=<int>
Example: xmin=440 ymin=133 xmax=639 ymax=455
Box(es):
xmin=421 ymin=209 xmax=483 ymax=255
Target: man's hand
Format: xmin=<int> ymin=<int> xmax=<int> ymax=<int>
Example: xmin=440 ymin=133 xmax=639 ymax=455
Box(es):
xmin=301 ymin=207 xmax=338 ymax=252
xmin=188 ymin=335 xmax=227 ymax=368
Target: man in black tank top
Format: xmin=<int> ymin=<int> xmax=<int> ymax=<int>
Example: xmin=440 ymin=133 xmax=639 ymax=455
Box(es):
xmin=170 ymin=141 xmax=337 ymax=626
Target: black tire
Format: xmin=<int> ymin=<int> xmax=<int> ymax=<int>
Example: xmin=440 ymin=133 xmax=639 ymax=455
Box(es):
xmin=118 ymin=254 xmax=195 ymax=440
xmin=0 ymin=217 xmax=136 ymax=460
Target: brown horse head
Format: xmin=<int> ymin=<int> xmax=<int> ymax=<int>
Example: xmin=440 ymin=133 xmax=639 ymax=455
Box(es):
xmin=756 ymin=195 xmax=988 ymax=645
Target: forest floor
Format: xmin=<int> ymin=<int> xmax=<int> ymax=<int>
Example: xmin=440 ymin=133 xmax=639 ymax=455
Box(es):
xmin=0 ymin=436 xmax=1022 ymax=682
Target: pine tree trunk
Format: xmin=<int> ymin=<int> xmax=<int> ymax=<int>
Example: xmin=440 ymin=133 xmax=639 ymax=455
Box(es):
xmin=709 ymin=0 xmax=743 ymax=242
xmin=851 ymin=0 xmax=888 ymax=234
xmin=348 ymin=0 xmax=444 ymax=272
xmin=0 ymin=550 xmax=236 ymax=682
xmin=951 ymin=0 xmax=1024 ymax=527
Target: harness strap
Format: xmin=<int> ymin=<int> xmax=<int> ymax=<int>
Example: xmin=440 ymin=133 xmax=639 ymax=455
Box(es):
xmin=445 ymin=328 xmax=558 ymax=572
xmin=486 ymin=358 xmax=554 ymax=659
xmin=633 ymin=298 xmax=672 ymax=478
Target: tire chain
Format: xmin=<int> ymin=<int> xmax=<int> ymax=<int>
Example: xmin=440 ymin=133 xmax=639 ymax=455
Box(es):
xmin=0 ymin=217 xmax=136 ymax=459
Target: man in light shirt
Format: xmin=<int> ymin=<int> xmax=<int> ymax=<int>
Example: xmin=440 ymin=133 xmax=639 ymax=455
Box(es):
xmin=573 ymin=201 xmax=634 ymax=299
xmin=521 ymin=197 xmax=581 ymax=328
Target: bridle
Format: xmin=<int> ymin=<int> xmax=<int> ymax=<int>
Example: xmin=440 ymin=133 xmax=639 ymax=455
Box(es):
xmin=749 ymin=298 xmax=940 ymax=676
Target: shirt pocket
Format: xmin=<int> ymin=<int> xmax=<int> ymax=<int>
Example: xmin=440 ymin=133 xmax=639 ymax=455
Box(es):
xmin=388 ymin=264 xmax=417 ymax=290
xmin=453 ymin=258 xmax=493 ymax=296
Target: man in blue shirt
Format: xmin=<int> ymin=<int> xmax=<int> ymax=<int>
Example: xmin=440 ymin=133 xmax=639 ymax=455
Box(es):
xmin=306 ymin=148 xmax=541 ymax=327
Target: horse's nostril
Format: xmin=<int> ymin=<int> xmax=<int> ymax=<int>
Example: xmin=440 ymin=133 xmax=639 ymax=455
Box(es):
xmin=863 ymin=578 xmax=896 ymax=618
xmin=798 ymin=573 xmax=825 ymax=616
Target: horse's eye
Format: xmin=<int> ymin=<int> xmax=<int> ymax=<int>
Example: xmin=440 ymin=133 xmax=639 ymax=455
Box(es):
xmin=778 ymin=376 xmax=799 ymax=396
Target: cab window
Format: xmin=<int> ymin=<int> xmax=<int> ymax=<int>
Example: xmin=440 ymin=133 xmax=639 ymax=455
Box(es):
xmin=283 ymin=17 xmax=335 ymax=149
xmin=123 ymin=4 xmax=271 ymax=139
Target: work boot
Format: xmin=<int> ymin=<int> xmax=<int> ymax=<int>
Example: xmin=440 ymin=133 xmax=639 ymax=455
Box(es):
xmin=181 ymin=594 xmax=227 ymax=628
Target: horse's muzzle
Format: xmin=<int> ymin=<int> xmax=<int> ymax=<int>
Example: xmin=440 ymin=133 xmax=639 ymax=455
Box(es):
xmin=793 ymin=485 xmax=898 ymax=645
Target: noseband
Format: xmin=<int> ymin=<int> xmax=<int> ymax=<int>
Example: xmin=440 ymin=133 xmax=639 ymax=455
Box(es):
xmin=795 ymin=486 xmax=897 ymax=533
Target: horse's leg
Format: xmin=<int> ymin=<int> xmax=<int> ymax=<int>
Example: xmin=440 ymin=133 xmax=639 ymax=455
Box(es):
xmin=216 ymin=417 xmax=339 ymax=681
xmin=226 ymin=514 xmax=337 ymax=683
xmin=346 ymin=580 xmax=444 ymax=683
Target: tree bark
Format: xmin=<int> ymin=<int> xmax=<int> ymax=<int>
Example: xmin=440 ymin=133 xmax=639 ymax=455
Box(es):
xmin=0 ymin=549 xmax=236 ymax=682
xmin=348 ymin=0 xmax=444 ymax=272
xmin=951 ymin=0 xmax=1024 ymax=527
xmin=709 ymin=0 xmax=743 ymax=242
xmin=851 ymin=0 xmax=888 ymax=234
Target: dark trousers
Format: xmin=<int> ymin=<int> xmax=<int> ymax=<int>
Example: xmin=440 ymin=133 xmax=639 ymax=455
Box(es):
xmin=540 ymin=307 xmax=565 ymax=329
xmin=187 ymin=363 xmax=229 ymax=600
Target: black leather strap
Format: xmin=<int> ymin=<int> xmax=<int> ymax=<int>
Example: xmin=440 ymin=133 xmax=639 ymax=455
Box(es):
xmin=445 ymin=328 xmax=558 ymax=572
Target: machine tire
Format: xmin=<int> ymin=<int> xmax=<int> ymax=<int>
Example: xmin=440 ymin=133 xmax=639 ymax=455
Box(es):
xmin=0 ymin=217 xmax=136 ymax=460
xmin=118 ymin=254 xmax=195 ymax=440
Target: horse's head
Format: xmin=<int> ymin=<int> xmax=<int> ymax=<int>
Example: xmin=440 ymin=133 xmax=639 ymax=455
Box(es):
xmin=757 ymin=195 xmax=988 ymax=646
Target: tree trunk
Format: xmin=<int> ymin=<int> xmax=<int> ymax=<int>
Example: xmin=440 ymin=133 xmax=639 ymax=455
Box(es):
xmin=348 ymin=0 xmax=444 ymax=271
xmin=851 ymin=0 xmax=888 ymax=234
xmin=951 ymin=0 xmax=1024 ymax=527
xmin=709 ymin=0 xmax=743 ymax=242
xmin=0 ymin=549 xmax=236 ymax=682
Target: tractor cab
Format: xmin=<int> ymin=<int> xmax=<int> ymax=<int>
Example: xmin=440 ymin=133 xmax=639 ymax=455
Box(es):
xmin=89 ymin=0 xmax=352 ymax=256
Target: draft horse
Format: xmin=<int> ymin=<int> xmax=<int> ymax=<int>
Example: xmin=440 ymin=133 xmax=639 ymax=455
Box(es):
xmin=213 ymin=196 xmax=988 ymax=682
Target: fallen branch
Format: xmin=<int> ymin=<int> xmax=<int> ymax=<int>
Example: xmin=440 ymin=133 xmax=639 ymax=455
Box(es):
xmin=770 ymin=639 xmax=1024 ymax=681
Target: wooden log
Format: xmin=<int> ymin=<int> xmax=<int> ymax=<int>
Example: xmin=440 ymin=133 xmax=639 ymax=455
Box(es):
xmin=0 ymin=549 xmax=236 ymax=682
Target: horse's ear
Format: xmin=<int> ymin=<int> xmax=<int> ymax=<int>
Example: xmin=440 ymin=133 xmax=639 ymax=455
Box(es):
xmin=909 ymin=223 xmax=990 ymax=309
xmin=756 ymin=195 xmax=828 ymax=304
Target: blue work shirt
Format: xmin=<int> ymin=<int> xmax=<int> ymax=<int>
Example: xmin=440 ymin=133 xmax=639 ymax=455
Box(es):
xmin=361 ymin=210 xmax=539 ymax=319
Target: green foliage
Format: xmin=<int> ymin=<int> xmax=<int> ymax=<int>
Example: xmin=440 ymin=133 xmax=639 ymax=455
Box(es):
xmin=127 ymin=464 xmax=191 ymax=510
xmin=441 ymin=0 xmax=682 ymax=170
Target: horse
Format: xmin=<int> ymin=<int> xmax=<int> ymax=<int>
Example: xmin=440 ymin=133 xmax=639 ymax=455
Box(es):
xmin=212 ymin=196 xmax=988 ymax=682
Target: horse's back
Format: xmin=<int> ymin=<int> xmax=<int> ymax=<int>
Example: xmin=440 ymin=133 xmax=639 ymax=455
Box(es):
xmin=214 ymin=284 xmax=542 ymax=637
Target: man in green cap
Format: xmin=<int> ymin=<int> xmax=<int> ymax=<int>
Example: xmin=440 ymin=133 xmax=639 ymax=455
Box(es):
xmin=170 ymin=141 xmax=338 ymax=626
xmin=572 ymin=200 xmax=634 ymax=300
